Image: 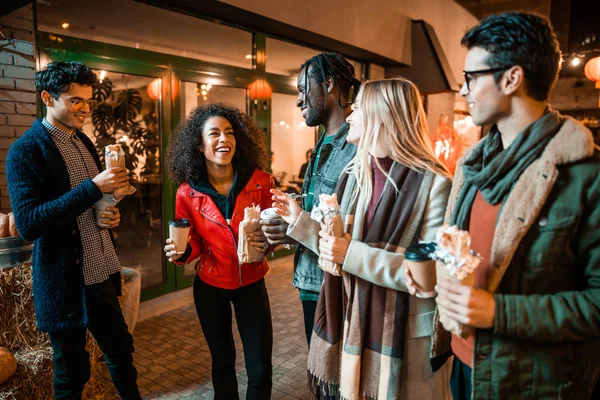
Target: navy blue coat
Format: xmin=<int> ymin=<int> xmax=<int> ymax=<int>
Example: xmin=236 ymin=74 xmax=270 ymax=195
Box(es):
xmin=6 ymin=119 xmax=113 ymax=332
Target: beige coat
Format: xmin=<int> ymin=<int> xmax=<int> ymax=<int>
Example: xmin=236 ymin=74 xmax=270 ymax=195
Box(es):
xmin=289 ymin=173 xmax=452 ymax=399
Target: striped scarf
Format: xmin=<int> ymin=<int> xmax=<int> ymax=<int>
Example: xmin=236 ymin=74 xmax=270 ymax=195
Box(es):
xmin=307 ymin=163 xmax=430 ymax=399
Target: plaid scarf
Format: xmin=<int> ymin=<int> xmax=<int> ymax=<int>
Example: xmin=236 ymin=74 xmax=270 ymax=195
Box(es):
xmin=307 ymin=163 xmax=432 ymax=399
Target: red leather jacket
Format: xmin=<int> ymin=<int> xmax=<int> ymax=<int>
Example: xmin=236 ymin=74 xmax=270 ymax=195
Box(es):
xmin=174 ymin=170 xmax=274 ymax=289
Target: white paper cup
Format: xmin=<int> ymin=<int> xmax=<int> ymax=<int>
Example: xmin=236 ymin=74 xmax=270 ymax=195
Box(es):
xmin=169 ymin=219 xmax=191 ymax=254
xmin=94 ymin=194 xmax=117 ymax=228
xmin=260 ymin=207 xmax=283 ymax=223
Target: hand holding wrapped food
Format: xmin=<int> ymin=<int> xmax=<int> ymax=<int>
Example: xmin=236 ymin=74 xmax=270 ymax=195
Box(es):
xmin=433 ymin=224 xmax=483 ymax=338
xmin=311 ymin=193 xmax=344 ymax=276
xmin=104 ymin=144 xmax=136 ymax=201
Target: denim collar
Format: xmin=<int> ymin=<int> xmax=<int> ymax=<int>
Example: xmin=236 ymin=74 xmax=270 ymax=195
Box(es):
xmin=315 ymin=122 xmax=350 ymax=151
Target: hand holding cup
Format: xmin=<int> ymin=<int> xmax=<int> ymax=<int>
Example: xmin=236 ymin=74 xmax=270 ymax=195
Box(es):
xmin=164 ymin=237 xmax=191 ymax=262
xmin=404 ymin=242 xmax=437 ymax=298
xmin=165 ymin=219 xmax=191 ymax=262
xmin=94 ymin=194 xmax=118 ymax=228
xmin=98 ymin=206 xmax=121 ymax=229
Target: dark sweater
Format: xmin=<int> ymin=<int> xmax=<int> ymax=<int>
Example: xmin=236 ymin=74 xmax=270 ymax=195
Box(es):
xmin=6 ymin=119 xmax=111 ymax=332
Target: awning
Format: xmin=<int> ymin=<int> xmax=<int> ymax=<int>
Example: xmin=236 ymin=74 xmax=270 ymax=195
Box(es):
xmin=386 ymin=20 xmax=459 ymax=94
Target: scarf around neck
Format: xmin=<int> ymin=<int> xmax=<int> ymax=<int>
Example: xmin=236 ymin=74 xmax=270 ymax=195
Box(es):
xmin=452 ymin=110 xmax=563 ymax=229
xmin=307 ymin=163 xmax=427 ymax=400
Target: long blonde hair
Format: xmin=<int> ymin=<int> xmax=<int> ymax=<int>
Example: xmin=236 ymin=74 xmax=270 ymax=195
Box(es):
xmin=347 ymin=77 xmax=451 ymax=209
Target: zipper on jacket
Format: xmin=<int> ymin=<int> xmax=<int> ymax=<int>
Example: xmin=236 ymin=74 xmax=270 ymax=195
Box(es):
xmin=198 ymin=210 xmax=243 ymax=287
xmin=198 ymin=246 xmax=214 ymax=274
xmin=207 ymin=247 xmax=214 ymax=273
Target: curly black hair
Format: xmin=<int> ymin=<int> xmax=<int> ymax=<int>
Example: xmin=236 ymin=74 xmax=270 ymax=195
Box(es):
xmin=461 ymin=12 xmax=561 ymax=101
xmin=34 ymin=61 xmax=98 ymax=98
xmin=167 ymin=103 xmax=268 ymax=184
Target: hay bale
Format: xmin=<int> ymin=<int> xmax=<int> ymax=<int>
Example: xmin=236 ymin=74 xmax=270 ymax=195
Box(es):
xmin=0 ymin=263 xmax=110 ymax=399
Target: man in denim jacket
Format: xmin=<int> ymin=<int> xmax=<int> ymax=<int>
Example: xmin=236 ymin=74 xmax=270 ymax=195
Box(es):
xmin=262 ymin=52 xmax=361 ymax=344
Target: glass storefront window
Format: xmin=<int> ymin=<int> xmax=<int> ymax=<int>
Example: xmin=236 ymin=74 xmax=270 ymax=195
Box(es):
xmin=80 ymin=70 xmax=165 ymax=289
xmin=37 ymin=0 xmax=253 ymax=69
xmin=181 ymin=82 xmax=247 ymax=119
xmin=271 ymin=92 xmax=317 ymax=192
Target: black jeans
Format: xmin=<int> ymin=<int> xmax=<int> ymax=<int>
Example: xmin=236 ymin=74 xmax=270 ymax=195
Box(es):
xmin=194 ymin=276 xmax=273 ymax=400
xmin=302 ymin=299 xmax=318 ymax=346
xmin=48 ymin=276 xmax=141 ymax=400
xmin=450 ymin=356 xmax=472 ymax=400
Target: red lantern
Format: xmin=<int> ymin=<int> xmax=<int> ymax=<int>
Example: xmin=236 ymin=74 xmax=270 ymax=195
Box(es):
xmin=248 ymin=79 xmax=272 ymax=99
xmin=147 ymin=78 xmax=161 ymax=100
xmin=584 ymin=57 xmax=600 ymax=82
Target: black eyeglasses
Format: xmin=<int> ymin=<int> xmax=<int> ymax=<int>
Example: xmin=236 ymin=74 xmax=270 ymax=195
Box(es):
xmin=462 ymin=67 xmax=512 ymax=91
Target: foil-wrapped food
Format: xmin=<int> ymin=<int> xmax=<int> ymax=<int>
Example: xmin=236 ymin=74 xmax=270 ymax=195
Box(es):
xmin=311 ymin=193 xmax=344 ymax=276
xmin=432 ymin=224 xmax=482 ymax=281
xmin=433 ymin=224 xmax=483 ymax=338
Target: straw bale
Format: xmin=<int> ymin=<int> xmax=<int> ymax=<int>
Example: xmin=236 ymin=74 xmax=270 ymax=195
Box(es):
xmin=0 ymin=263 xmax=112 ymax=399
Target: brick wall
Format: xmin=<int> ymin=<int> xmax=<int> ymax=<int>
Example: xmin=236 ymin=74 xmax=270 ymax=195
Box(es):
xmin=0 ymin=4 xmax=36 ymax=213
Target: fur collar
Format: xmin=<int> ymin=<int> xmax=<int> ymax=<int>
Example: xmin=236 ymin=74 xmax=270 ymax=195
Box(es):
xmin=450 ymin=116 xmax=595 ymax=292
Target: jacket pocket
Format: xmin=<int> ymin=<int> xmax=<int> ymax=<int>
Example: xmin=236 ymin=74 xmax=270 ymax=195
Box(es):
xmin=199 ymin=247 xmax=216 ymax=274
xmin=531 ymin=342 xmax=574 ymax=399
xmin=536 ymin=205 xmax=577 ymax=232
xmin=527 ymin=204 xmax=577 ymax=272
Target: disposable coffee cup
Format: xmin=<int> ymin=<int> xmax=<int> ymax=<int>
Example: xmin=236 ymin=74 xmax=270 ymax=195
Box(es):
xmin=94 ymin=194 xmax=117 ymax=228
xmin=260 ymin=208 xmax=283 ymax=223
xmin=405 ymin=242 xmax=437 ymax=298
xmin=169 ymin=219 xmax=191 ymax=254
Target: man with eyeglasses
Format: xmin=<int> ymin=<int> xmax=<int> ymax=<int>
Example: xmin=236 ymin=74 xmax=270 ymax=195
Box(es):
xmin=430 ymin=12 xmax=600 ymax=400
xmin=6 ymin=61 xmax=141 ymax=399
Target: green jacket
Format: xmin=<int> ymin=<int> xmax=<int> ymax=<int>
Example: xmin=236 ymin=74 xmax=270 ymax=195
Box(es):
xmin=432 ymin=117 xmax=600 ymax=399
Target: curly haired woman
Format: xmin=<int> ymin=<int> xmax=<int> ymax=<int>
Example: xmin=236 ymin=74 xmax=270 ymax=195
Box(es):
xmin=164 ymin=103 xmax=274 ymax=399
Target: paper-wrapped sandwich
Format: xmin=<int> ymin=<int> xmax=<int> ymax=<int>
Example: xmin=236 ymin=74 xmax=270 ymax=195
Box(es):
xmin=237 ymin=204 xmax=266 ymax=264
xmin=433 ymin=224 xmax=483 ymax=338
xmin=105 ymin=144 xmax=136 ymax=201
xmin=311 ymin=193 xmax=344 ymax=276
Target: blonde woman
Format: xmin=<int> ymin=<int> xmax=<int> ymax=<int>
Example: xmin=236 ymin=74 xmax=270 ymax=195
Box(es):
xmin=272 ymin=78 xmax=452 ymax=399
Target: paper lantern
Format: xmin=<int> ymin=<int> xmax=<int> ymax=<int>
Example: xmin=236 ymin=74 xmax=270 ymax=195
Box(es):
xmin=584 ymin=57 xmax=600 ymax=82
xmin=248 ymin=79 xmax=272 ymax=99
xmin=147 ymin=78 xmax=161 ymax=100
